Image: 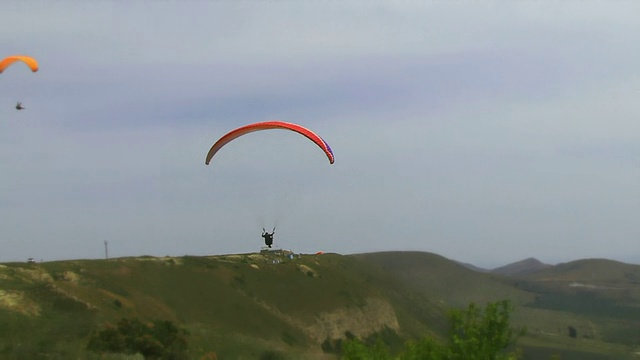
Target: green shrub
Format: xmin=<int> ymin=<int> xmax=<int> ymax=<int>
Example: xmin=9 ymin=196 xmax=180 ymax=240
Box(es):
xmin=87 ymin=318 xmax=189 ymax=359
xmin=340 ymin=300 xmax=524 ymax=360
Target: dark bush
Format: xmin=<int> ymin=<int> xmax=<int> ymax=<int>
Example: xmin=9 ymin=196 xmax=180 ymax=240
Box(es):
xmin=87 ymin=318 xmax=189 ymax=359
xmin=259 ymin=350 xmax=287 ymax=360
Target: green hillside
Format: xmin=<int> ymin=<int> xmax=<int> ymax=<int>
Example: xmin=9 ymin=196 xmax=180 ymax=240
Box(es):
xmin=352 ymin=251 xmax=535 ymax=306
xmin=352 ymin=251 xmax=639 ymax=359
xmin=0 ymin=251 xmax=638 ymax=359
xmin=0 ymin=252 xmax=438 ymax=359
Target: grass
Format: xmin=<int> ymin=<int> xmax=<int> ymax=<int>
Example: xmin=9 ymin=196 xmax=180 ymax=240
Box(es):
xmin=1 ymin=251 xmax=639 ymax=358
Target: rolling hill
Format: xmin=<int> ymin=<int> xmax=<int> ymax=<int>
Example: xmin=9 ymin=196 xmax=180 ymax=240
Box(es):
xmin=491 ymin=258 xmax=552 ymax=276
xmin=0 ymin=251 xmax=638 ymax=359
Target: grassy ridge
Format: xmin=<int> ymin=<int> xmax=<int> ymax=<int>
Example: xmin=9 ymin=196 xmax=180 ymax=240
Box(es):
xmin=353 ymin=251 xmax=640 ymax=359
xmin=0 ymin=253 xmax=411 ymax=358
xmin=0 ymin=252 xmax=639 ymax=359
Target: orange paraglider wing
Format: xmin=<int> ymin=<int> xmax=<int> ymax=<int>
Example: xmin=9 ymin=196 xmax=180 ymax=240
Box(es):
xmin=0 ymin=56 xmax=39 ymax=73
xmin=205 ymin=121 xmax=334 ymax=165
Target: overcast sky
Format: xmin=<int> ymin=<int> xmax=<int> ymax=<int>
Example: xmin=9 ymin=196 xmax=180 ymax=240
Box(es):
xmin=1 ymin=1 xmax=638 ymax=268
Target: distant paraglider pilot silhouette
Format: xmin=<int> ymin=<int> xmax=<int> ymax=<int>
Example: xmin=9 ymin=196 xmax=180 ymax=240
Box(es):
xmin=15 ymin=102 xmax=25 ymax=110
xmin=262 ymin=228 xmax=275 ymax=248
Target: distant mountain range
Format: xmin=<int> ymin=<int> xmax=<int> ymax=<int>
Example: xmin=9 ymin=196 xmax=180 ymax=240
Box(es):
xmin=455 ymin=257 xmax=551 ymax=275
xmin=490 ymin=257 xmax=552 ymax=276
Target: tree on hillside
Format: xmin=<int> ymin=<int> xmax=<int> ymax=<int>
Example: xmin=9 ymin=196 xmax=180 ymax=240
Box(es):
xmin=342 ymin=336 xmax=391 ymax=360
xmin=87 ymin=318 xmax=189 ymax=359
xmin=446 ymin=300 xmax=523 ymax=360
xmin=341 ymin=300 xmax=524 ymax=360
xmin=401 ymin=336 xmax=447 ymax=360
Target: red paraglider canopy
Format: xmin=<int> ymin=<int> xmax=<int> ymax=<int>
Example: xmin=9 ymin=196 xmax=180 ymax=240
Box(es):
xmin=205 ymin=121 xmax=334 ymax=165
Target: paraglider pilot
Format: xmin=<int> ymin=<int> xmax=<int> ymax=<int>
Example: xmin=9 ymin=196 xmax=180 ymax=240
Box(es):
xmin=15 ymin=102 xmax=25 ymax=110
xmin=262 ymin=228 xmax=275 ymax=248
